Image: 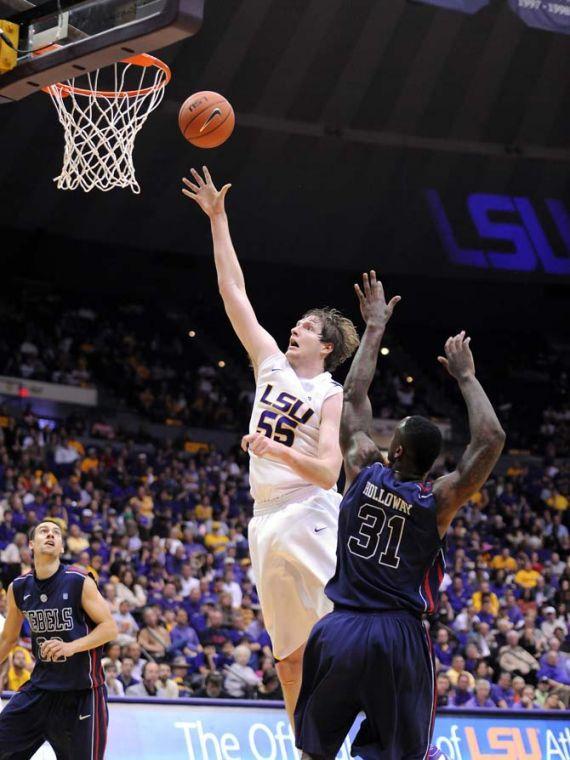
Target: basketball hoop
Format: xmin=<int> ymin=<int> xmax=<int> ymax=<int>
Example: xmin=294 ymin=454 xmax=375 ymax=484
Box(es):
xmin=45 ymin=53 xmax=171 ymax=193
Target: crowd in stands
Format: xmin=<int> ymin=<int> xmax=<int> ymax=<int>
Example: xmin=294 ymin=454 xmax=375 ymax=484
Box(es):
xmin=0 ymin=296 xmax=238 ymax=430
xmin=0 ymin=291 xmax=568 ymax=710
xmin=0 ymin=294 xmax=452 ymax=435
xmin=0 ymin=405 xmax=568 ymax=708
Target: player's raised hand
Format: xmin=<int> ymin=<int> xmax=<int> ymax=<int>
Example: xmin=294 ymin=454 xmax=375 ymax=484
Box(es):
xmin=182 ymin=166 xmax=231 ymax=218
xmin=354 ymin=270 xmax=401 ymax=328
xmin=437 ymin=331 xmax=476 ymax=381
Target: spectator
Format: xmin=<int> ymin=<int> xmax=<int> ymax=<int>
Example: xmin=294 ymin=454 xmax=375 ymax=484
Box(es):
xmin=490 ymin=548 xmax=517 ymax=573
xmin=472 ymin=581 xmax=499 ymax=617
xmin=257 ymin=668 xmax=283 ymax=701
xmin=465 ymin=679 xmax=496 ymax=709
xmin=102 ymin=641 xmax=122 ymax=674
xmin=104 ymin=663 xmax=125 ymax=696
xmin=157 ymin=663 xmax=180 ymax=699
xmin=223 ymin=645 xmax=261 ymax=698
xmin=170 ymin=609 xmax=201 ymax=658
xmin=537 ymin=650 xmax=570 ymax=686
xmin=541 ymin=607 xmax=568 ymax=639
xmin=534 ymin=676 xmax=551 ymax=707
xmin=116 ymin=569 xmax=147 ymax=610
xmin=434 ymin=629 xmax=456 ymax=669
xmin=117 ymin=657 xmax=139 ymax=692
xmin=446 ymin=655 xmax=475 ymax=690
xmin=126 ymin=662 xmax=160 ymax=697
xmin=170 ymin=656 xmax=193 ymax=697
xmin=490 ymin=672 xmax=514 ymax=708
xmin=194 ymin=672 xmax=231 ymax=699
xmin=498 ymin=630 xmax=540 ymax=679
xmin=66 ymin=524 xmax=90 ymax=555
xmin=449 ymin=673 xmax=473 ymax=707
xmin=112 ymin=599 xmax=139 ymax=646
xmin=544 ymin=693 xmax=566 ymax=710
xmin=514 ymin=559 xmax=541 ymax=590
xmin=124 ymin=642 xmax=145 ymax=680
xmin=138 ymin=607 xmax=171 ymax=661
xmin=6 ymin=648 xmax=31 ymax=692
xmin=512 ymin=685 xmax=539 ymax=710
xmin=436 ymin=673 xmax=452 ymax=707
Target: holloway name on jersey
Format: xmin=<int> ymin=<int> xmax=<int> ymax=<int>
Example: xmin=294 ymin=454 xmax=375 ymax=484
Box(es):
xmin=326 ymin=462 xmax=445 ymax=615
xmin=12 ymin=565 xmax=104 ymax=691
xmin=248 ymin=351 xmax=342 ymax=503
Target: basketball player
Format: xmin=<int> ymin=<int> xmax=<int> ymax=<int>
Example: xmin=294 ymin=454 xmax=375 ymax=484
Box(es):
xmin=295 ymin=272 xmax=505 ymax=759
xmin=182 ymin=166 xmax=359 ymax=726
xmin=0 ymin=519 xmax=118 ymax=759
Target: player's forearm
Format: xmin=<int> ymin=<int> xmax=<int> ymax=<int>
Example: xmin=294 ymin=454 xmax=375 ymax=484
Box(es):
xmin=340 ymin=323 xmax=385 ymax=444
xmin=343 ymin=323 xmax=385 ymax=403
xmin=0 ymin=635 xmax=19 ymax=666
xmin=457 ymin=375 xmax=505 ymax=450
xmin=69 ymin=619 xmax=118 ymax=656
xmin=278 ymin=448 xmax=341 ymax=490
xmin=210 ymin=212 xmax=247 ymax=293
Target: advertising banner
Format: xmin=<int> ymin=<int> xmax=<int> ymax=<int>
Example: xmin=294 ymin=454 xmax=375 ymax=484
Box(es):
xmin=2 ymin=696 xmax=568 ymax=760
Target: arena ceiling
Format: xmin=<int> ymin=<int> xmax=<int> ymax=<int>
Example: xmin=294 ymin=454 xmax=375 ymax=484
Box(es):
xmin=0 ymin=0 xmax=569 ymax=288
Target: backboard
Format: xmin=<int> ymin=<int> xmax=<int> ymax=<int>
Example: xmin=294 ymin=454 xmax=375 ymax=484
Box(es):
xmin=0 ymin=0 xmax=204 ymax=102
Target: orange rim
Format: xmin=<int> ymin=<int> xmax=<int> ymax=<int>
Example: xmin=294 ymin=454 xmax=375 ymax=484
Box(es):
xmin=46 ymin=53 xmax=171 ymax=99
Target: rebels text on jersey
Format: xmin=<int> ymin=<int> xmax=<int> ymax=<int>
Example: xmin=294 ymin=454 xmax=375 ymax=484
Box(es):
xmin=12 ymin=565 xmax=104 ymax=691
xmin=326 ymin=462 xmax=445 ymax=615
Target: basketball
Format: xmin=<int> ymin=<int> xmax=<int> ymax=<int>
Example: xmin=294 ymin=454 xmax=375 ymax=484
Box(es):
xmin=178 ymin=91 xmax=235 ymax=149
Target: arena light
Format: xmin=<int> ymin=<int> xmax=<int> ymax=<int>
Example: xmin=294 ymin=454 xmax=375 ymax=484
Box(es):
xmin=406 ymin=375 xmax=414 ymax=384
xmin=381 ymin=347 xmax=390 ymax=356
xmin=218 ymin=360 xmax=226 ymax=368
xmin=188 ymin=330 xmax=196 ymax=338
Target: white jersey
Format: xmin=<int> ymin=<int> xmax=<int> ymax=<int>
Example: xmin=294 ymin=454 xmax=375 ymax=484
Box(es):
xmin=248 ymin=351 xmax=343 ymax=504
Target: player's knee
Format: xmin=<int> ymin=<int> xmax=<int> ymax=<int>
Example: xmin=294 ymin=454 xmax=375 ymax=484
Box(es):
xmin=275 ymin=652 xmax=303 ymax=684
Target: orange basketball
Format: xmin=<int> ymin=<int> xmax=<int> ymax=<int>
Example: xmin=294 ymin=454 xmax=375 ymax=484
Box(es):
xmin=178 ymin=91 xmax=235 ymax=149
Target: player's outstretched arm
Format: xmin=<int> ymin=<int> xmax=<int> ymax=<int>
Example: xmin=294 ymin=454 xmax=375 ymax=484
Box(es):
xmin=433 ymin=332 xmax=505 ymax=537
xmin=242 ymin=392 xmax=343 ymax=490
xmin=182 ymin=166 xmax=278 ymax=369
xmin=341 ymin=271 xmax=401 ymax=489
xmin=0 ymin=585 xmax=24 ymax=666
xmin=41 ymin=577 xmax=118 ymax=661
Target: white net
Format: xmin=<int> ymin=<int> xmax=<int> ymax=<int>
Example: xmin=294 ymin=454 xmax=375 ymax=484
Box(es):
xmin=46 ymin=56 xmax=170 ymax=194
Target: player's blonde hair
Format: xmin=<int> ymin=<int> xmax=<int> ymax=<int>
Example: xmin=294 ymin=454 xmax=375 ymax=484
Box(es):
xmin=304 ymin=307 xmax=360 ymax=372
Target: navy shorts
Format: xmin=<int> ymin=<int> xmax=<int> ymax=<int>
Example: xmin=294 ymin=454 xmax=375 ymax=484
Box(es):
xmin=0 ymin=682 xmax=108 ymax=760
xmin=294 ymin=609 xmax=436 ymax=760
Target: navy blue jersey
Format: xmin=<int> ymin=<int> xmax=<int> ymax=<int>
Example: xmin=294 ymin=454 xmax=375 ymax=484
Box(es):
xmin=12 ymin=564 xmax=104 ymax=691
xmin=326 ymin=463 xmax=445 ymax=615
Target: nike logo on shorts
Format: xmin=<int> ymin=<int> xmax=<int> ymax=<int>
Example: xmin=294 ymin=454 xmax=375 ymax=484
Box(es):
xmin=314 ymin=526 xmax=327 ymax=533
xmin=24 ymin=594 xmax=31 ymax=600
xmin=79 ymin=714 xmax=91 ymax=721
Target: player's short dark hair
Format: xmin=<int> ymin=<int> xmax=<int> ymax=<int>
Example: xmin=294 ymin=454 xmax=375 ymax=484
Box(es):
xmin=401 ymin=416 xmax=442 ymax=475
xmin=303 ymin=307 xmax=359 ymax=372
xmin=28 ymin=519 xmax=65 ymax=540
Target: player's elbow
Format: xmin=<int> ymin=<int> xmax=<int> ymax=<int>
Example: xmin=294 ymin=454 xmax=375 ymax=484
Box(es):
xmin=107 ymin=619 xmax=119 ymax=642
xmin=486 ymin=424 xmax=506 ymax=451
xmin=218 ymin=278 xmax=244 ymax=300
xmin=320 ymin=468 xmax=339 ymax=491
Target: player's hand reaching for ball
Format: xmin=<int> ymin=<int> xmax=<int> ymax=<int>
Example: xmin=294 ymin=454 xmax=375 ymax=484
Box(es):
xmin=354 ymin=270 xmax=401 ymax=328
xmin=41 ymin=639 xmax=76 ymax=661
xmin=182 ymin=166 xmax=231 ymax=218
xmin=438 ymin=331 xmax=476 ymax=382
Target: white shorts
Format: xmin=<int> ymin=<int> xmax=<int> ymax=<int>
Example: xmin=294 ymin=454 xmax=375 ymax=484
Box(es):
xmin=249 ymin=486 xmax=341 ymax=660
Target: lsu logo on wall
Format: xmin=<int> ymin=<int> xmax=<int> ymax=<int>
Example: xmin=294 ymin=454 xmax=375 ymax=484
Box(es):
xmin=434 ymin=721 xmax=570 ymax=760
xmin=425 ymin=189 xmax=570 ymax=275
